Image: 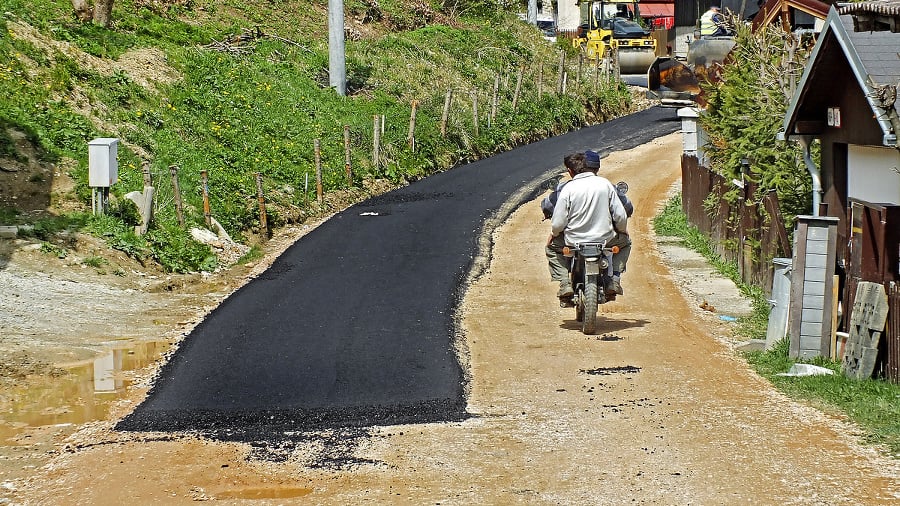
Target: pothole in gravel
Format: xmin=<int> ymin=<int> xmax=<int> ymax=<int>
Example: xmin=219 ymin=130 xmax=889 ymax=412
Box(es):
xmin=579 ymin=365 xmax=642 ymax=375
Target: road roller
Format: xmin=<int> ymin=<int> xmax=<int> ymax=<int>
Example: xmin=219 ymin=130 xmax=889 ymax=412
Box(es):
xmin=572 ymin=0 xmax=658 ymax=75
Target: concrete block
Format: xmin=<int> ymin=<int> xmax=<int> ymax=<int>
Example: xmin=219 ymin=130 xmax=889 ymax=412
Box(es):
xmin=803 ymin=281 xmax=826 ymax=296
xmin=805 ymin=253 xmax=828 ymax=269
xmin=804 ymin=266 xmax=826 ymax=282
xmin=802 ymin=294 xmax=824 ymax=309
xmin=801 ymin=308 xmax=823 ymax=324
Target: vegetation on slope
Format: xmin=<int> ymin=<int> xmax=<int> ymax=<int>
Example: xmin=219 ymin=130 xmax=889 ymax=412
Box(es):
xmin=0 ymin=0 xmax=634 ymax=272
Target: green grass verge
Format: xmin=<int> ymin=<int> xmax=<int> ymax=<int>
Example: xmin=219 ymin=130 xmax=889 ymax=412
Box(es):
xmin=654 ymin=194 xmax=900 ymax=458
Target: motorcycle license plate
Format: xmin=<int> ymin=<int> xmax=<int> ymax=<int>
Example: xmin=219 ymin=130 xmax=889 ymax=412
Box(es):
xmin=584 ymin=259 xmax=600 ymax=275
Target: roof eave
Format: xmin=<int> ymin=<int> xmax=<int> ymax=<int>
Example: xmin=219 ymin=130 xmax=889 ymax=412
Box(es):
xmin=782 ymin=7 xmax=896 ymax=144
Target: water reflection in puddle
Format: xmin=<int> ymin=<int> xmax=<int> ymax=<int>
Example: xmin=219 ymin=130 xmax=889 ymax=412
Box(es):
xmin=0 ymin=340 xmax=171 ymax=444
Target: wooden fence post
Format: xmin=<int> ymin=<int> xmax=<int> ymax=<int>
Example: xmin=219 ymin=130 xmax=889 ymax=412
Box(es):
xmin=440 ymin=89 xmax=453 ymax=138
xmin=556 ymin=49 xmax=565 ymax=94
xmin=314 ymin=138 xmax=323 ymax=205
xmin=408 ymin=99 xmax=418 ymax=151
xmin=577 ymin=53 xmax=583 ymax=93
xmin=169 ymin=164 xmax=185 ymax=228
xmin=141 ymin=162 xmax=152 ymax=188
xmin=344 ymin=124 xmax=352 ymax=184
xmin=612 ymin=46 xmax=620 ymax=83
xmin=537 ymin=63 xmax=544 ymax=98
xmin=200 ymin=169 xmax=211 ymax=228
xmin=255 ymin=172 xmax=267 ymax=238
xmin=512 ymin=65 xmax=523 ymax=111
xmin=490 ymin=75 xmax=499 ymax=127
xmin=472 ymin=91 xmax=479 ymax=137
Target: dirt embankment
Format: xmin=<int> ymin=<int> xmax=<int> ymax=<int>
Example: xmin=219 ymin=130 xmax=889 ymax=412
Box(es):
xmin=2 ymin=133 xmax=898 ymax=504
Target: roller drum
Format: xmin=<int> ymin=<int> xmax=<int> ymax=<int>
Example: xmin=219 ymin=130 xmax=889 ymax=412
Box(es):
xmin=617 ymin=47 xmax=656 ymax=75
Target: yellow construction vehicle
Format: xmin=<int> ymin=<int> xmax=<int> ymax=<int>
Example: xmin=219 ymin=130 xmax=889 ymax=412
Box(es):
xmin=572 ymin=0 xmax=657 ymax=74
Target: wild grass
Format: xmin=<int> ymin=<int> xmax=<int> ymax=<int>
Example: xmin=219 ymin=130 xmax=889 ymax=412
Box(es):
xmin=654 ymin=194 xmax=900 ymax=458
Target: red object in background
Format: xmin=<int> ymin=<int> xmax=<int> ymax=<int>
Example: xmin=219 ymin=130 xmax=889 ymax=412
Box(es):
xmin=650 ymin=16 xmax=675 ymax=29
xmin=639 ymin=2 xmax=675 ymax=30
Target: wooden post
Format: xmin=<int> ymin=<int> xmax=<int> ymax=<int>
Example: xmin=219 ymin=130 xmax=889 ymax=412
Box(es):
xmin=440 ymin=89 xmax=453 ymax=138
xmin=200 ymin=169 xmax=211 ymax=228
xmin=472 ymin=91 xmax=479 ymax=137
xmin=314 ymin=138 xmax=323 ymax=205
xmin=140 ymin=162 xmax=153 ymax=225
xmin=141 ymin=162 xmax=152 ymax=188
xmin=372 ymin=114 xmax=381 ymax=168
xmin=512 ymin=65 xmax=523 ymax=111
xmin=537 ymin=63 xmax=543 ymax=98
xmin=490 ymin=75 xmax=499 ymax=127
xmin=255 ymin=172 xmax=267 ymax=238
xmin=612 ymin=46 xmax=620 ymax=83
xmin=556 ymin=49 xmax=565 ymax=94
xmin=831 ymin=274 xmax=840 ymax=359
xmin=343 ymin=124 xmax=352 ymax=184
xmin=407 ymin=99 xmax=418 ymax=151
xmin=169 ymin=165 xmax=184 ymax=227
xmin=577 ymin=53 xmax=583 ymax=93
xmin=593 ymin=56 xmax=600 ymax=93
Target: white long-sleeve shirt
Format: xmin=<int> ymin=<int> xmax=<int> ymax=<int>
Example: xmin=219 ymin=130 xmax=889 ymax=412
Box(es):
xmin=550 ymin=172 xmax=628 ymax=246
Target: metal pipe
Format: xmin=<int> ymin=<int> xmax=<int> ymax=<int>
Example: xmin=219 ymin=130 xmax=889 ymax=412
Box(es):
xmin=797 ymin=135 xmax=822 ymax=216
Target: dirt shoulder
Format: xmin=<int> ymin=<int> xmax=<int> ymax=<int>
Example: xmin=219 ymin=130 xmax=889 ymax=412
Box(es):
xmin=4 ymin=133 xmax=899 ymax=504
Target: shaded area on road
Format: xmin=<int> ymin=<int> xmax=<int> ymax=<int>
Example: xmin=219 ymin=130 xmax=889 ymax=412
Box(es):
xmin=116 ymin=107 xmax=681 ymax=437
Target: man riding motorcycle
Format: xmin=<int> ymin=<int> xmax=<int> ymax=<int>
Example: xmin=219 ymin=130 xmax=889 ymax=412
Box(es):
xmin=544 ymin=150 xmax=629 ymax=303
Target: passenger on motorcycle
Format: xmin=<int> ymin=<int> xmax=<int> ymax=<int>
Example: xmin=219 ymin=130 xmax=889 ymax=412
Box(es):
xmin=545 ymin=151 xmax=629 ymax=302
xmin=584 ymin=150 xmax=632 ymax=294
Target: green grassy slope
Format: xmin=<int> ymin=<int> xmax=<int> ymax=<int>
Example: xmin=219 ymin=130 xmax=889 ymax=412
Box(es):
xmin=0 ymin=0 xmax=634 ymax=271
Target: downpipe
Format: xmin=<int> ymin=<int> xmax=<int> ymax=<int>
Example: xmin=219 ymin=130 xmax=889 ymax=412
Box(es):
xmin=798 ymin=135 xmax=823 ymax=216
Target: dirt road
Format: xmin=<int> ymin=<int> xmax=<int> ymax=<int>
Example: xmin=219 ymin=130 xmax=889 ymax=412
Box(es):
xmin=12 ymin=133 xmax=900 ymax=504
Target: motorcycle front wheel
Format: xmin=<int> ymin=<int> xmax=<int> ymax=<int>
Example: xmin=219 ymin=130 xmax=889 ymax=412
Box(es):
xmin=582 ymin=274 xmax=599 ymax=334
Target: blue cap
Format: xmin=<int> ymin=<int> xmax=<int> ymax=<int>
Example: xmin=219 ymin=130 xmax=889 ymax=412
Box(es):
xmin=584 ymin=150 xmax=601 ymax=169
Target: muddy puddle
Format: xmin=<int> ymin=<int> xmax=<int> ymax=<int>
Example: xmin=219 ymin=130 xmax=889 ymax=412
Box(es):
xmin=214 ymin=486 xmax=314 ymax=500
xmin=0 ymin=340 xmax=172 ymax=445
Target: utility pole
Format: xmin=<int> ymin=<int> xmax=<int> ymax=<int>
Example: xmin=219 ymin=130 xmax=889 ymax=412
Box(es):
xmin=328 ymin=0 xmax=346 ymax=96
xmin=527 ymin=0 xmax=537 ymax=24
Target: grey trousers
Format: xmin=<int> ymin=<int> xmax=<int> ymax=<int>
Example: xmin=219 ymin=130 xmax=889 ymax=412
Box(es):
xmin=546 ymin=232 xmax=632 ymax=283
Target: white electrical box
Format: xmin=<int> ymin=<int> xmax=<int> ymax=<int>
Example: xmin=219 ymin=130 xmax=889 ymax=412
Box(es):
xmin=88 ymin=138 xmax=119 ymax=187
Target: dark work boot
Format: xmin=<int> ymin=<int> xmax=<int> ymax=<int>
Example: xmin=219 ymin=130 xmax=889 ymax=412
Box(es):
xmin=609 ymin=276 xmax=623 ymax=295
xmin=557 ymin=280 xmax=574 ymax=298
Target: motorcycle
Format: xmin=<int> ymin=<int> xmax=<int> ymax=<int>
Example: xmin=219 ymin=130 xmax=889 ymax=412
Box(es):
xmin=562 ymin=241 xmax=619 ymax=335
xmin=560 ymin=181 xmax=629 ymax=335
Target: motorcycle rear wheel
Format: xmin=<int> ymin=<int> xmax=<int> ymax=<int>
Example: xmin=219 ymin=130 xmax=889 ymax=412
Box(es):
xmin=582 ymin=275 xmax=599 ymax=334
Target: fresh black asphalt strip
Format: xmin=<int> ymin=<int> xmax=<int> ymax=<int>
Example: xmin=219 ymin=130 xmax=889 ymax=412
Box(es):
xmin=116 ymin=107 xmax=680 ymax=436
